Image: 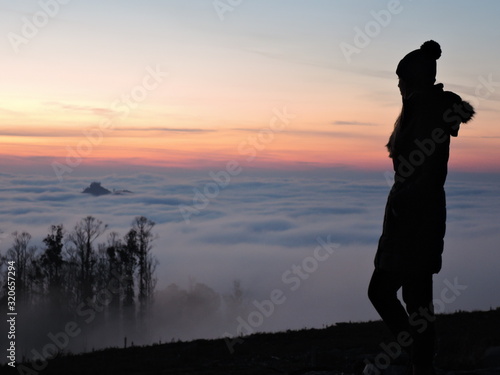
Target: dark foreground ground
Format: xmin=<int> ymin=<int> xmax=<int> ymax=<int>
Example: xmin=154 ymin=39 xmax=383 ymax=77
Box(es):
xmin=4 ymin=309 xmax=500 ymax=375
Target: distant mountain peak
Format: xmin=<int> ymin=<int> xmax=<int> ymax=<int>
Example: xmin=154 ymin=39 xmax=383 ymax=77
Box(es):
xmin=81 ymin=182 xmax=133 ymax=196
xmin=82 ymin=182 xmax=111 ymax=196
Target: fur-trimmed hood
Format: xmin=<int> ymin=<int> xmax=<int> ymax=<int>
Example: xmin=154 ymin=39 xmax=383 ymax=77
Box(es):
xmin=386 ymin=83 xmax=475 ymax=158
xmin=437 ymin=83 xmax=475 ymax=137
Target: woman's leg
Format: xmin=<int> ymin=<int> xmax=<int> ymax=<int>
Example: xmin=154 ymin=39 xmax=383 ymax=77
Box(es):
xmin=368 ymin=269 xmax=411 ymax=348
xmin=401 ymin=273 xmax=435 ymax=371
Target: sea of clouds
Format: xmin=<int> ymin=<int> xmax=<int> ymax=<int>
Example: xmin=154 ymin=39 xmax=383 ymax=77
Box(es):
xmin=0 ymin=167 xmax=499 ymax=355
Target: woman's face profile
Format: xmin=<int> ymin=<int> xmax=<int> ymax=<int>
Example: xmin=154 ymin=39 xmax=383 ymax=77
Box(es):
xmin=398 ymin=78 xmax=407 ymax=98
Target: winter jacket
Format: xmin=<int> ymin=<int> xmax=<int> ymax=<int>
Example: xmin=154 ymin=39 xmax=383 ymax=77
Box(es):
xmin=375 ymin=83 xmax=475 ymax=275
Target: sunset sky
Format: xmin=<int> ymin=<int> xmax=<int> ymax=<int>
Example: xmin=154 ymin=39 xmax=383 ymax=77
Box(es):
xmin=1 ymin=0 xmax=499 ymax=176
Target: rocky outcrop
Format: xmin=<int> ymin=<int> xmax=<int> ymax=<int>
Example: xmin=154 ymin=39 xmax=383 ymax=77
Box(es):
xmin=82 ymin=182 xmax=111 ymax=196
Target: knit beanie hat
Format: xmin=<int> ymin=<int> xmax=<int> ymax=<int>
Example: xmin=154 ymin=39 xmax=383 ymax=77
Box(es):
xmin=396 ymin=40 xmax=441 ymax=88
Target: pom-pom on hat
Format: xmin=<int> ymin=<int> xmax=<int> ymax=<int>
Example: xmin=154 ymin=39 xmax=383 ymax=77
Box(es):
xmin=396 ymin=40 xmax=441 ymax=88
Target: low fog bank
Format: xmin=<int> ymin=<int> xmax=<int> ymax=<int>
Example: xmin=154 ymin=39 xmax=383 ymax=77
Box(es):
xmin=1 ymin=169 xmax=499 ymax=364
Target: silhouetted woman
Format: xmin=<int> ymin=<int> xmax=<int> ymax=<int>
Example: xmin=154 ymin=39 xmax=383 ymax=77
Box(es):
xmin=368 ymin=41 xmax=475 ymax=375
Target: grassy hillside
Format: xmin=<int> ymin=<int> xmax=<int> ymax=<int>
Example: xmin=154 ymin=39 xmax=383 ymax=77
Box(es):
xmin=4 ymin=308 xmax=500 ymax=374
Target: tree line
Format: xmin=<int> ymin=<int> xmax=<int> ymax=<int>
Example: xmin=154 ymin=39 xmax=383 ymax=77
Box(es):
xmin=0 ymin=216 xmax=158 ymax=330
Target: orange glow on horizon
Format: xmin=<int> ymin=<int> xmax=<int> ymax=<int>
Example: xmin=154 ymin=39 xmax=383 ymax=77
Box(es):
xmin=2 ymin=128 xmax=499 ymax=173
xmin=1 ymin=98 xmax=499 ymax=174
